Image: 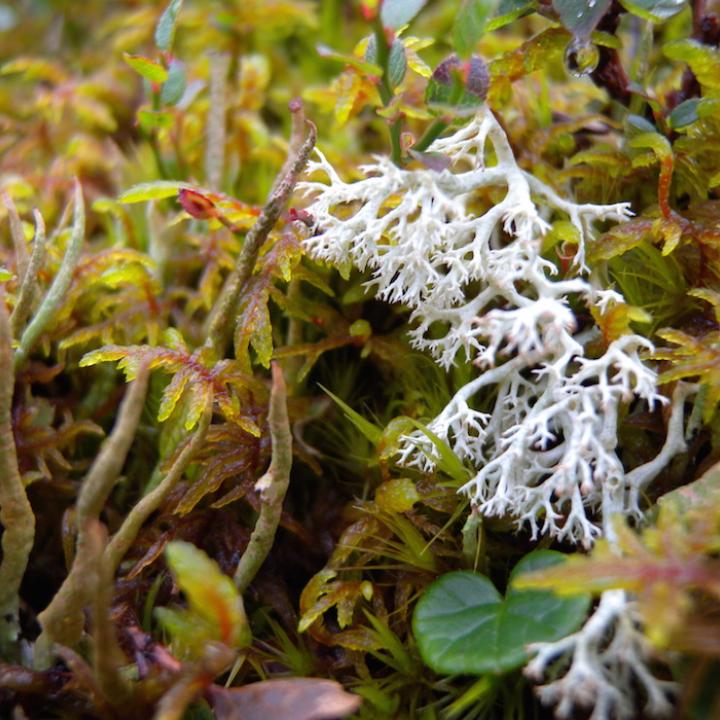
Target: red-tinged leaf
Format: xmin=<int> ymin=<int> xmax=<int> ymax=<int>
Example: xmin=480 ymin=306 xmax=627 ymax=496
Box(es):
xmin=235 ymin=284 xmax=273 ymax=369
xmin=659 ymin=458 xmax=720 ymax=515
xmin=587 ymin=218 xmax=654 ymax=262
xmin=80 ymin=344 xmax=260 ymax=430
xmin=207 ymin=678 xmax=361 ymax=720
xmin=158 ymin=368 xmax=191 ymax=422
xmin=184 ymin=381 xmax=213 ymax=431
xmin=299 ymin=575 xmax=374 ymax=635
xmin=487 ymin=28 xmax=567 ymax=105
xmin=177 ymin=423 xmax=262 ymax=516
xmin=213 ymin=394 xmax=261 ymax=436
xmin=123 ymin=53 xmax=169 ymax=83
xmin=163 ymin=541 xmax=251 ymax=649
xmin=175 ymin=458 xmax=253 ymax=517
xmin=178 ymin=188 xmax=219 ymax=220
xmin=655 ymin=328 xmax=720 ymax=421
xmin=591 ymin=302 xmax=651 ymax=345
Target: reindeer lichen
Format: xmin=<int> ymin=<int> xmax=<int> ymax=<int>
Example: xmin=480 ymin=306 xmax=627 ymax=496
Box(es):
xmin=301 ymin=105 xmax=692 ymax=718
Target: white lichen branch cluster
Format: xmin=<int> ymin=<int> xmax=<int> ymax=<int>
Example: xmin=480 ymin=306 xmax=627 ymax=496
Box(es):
xmin=301 ymin=105 xmax=670 ymax=545
xmin=525 ymin=589 xmax=676 ymax=720
xmin=523 ymin=382 xmax=689 ymax=720
xmin=299 ymin=105 xmax=689 ymax=719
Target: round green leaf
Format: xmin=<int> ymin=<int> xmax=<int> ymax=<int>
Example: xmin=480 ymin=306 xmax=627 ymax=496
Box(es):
xmin=381 ymin=0 xmax=427 ymax=29
xmin=155 ymin=0 xmax=184 ymax=51
xmin=552 ymin=0 xmax=612 ymax=37
xmin=387 ymin=39 xmax=408 ymax=89
xmin=487 ymin=0 xmax=536 ymax=32
xmin=619 ymin=0 xmax=686 ymax=22
xmin=453 ymin=0 xmax=499 ymax=58
xmin=413 ymin=550 xmax=590 ymax=675
xmin=160 ymin=59 xmax=187 ymax=106
xmin=668 ymin=98 xmax=701 ymax=130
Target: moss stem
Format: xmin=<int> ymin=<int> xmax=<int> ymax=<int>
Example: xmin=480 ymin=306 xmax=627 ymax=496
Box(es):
xmin=234 ymin=362 xmax=292 ymax=593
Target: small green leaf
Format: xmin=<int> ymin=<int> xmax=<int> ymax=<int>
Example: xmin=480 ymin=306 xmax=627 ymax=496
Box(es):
xmin=552 ymin=0 xmax=612 ymax=37
xmin=454 ymin=0 xmax=499 ymax=58
xmin=155 ymin=0 xmax=184 ymax=52
xmin=160 ymin=59 xmax=187 ymax=106
xmin=375 ymin=478 xmax=421 ymax=513
xmin=628 ymin=131 xmax=672 ymax=160
xmin=119 ymin=181 xmax=190 ymax=204
xmin=626 ymin=113 xmax=657 ymax=134
xmin=403 ymin=417 xmax=470 ymax=485
xmin=320 ymin=43 xmax=382 ymax=75
xmin=619 ymin=0 xmax=686 ymax=22
xmin=698 ymin=98 xmax=720 ymax=120
xmin=319 ymin=385 xmax=383 ymax=445
xmin=663 ymin=39 xmax=720 ymax=91
xmin=487 ymin=0 xmax=536 ymax=32
xmin=123 ymin=53 xmax=168 ymax=84
xmin=425 ymin=55 xmax=488 ymax=113
xmin=541 ymin=219 xmax=581 ymax=254
xmin=164 ymin=541 xmax=251 ymax=649
xmin=381 ymin=0 xmax=427 ymax=29
xmin=0 ymin=267 xmax=12 ymax=282
xmin=137 ymin=108 xmax=174 ymax=131
xmin=387 ymin=39 xmax=408 ymax=89
xmin=668 ymin=98 xmax=701 ymax=130
xmin=413 ymin=551 xmax=590 ymax=675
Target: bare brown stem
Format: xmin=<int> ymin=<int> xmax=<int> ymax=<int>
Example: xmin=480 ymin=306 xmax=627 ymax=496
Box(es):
xmin=87 ymin=521 xmax=132 ymax=707
xmin=204 ymin=108 xmax=317 ymax=357
xmin=103 ymin=399 xmax=212 ymax=574
xmin=2 ymin=191 xmax=29 ymax=283
xmin=0 ymin=290 xmax=34 ymax=651
xmin=10 ymin=209 xmax=47 ymax=336
xmin=205 ymin=52 xmax=230 ymax=192
xmin=234 ymin=362 xmax=292 ymax=593
xmin=35 ymin=366 xmax=149 ymax=666
xmin=14 ymin=179 xmax=84 ymax=372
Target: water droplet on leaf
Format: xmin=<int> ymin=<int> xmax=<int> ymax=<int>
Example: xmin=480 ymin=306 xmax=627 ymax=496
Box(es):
xmin=564 ymin=38 xmax=599 ymax=78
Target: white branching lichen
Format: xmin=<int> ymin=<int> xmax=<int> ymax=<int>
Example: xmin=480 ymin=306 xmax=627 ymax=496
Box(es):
xmin=525 ymin=589 xmax=676 ymax=720
xmin=300 ymin=106 xmax=689 ymax=718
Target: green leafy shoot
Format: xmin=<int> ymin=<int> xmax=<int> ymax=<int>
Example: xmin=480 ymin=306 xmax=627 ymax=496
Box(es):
xmin=155 ymin=541 xmax=250 ymax=660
